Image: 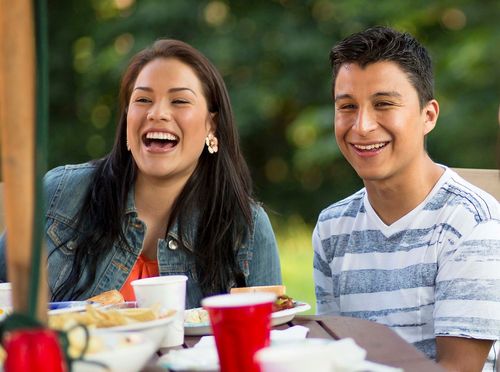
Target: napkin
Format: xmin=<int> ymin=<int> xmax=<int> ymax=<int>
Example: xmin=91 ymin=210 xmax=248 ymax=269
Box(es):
xmin=256 ymin=338 xmax=403 ymax=372
xmin=158 ymin=326 xmax=402 ymax=372
xmin=194 ymin=325 xmax=310 ymax=349
xmin=158 ymin=326 xmax=309 ymax=371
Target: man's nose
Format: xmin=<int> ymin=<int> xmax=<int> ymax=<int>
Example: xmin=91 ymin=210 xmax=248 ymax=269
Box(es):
xmin=353 ymin=109 xmax=377 ymax=136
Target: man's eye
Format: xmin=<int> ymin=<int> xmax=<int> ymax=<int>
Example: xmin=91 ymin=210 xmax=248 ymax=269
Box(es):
xmin=375 ymin=101 xmax=393 ymax=108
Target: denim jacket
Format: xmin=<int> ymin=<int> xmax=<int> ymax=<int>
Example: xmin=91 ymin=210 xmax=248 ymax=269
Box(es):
xmin=0 ymin=163 xmax=282 ymax=308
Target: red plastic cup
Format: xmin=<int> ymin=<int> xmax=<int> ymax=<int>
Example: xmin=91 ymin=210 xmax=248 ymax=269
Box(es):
xmin=202 ymin=292 xmax=276 ymax=372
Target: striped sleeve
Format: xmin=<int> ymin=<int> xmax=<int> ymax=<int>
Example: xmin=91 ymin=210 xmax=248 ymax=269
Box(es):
xmin=313 ymin=223 xmax=338 ymax=315
xmin=434 ymin=218 xmax=500 ymax=339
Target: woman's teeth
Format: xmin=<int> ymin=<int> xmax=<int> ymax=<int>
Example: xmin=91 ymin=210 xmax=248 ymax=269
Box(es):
xmin=146 ymin=131 xmax=178 ymax=141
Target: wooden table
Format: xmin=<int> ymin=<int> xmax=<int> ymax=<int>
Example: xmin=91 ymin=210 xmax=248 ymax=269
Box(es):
xmin=152 ymin=315 xmax=444 ymax=372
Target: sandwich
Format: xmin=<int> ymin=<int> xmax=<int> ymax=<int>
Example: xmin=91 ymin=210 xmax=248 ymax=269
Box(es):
xmin=87 ymin=289 xmax=124 ymax=305
xmin=230 ymin=285 xmax=294 ymax=312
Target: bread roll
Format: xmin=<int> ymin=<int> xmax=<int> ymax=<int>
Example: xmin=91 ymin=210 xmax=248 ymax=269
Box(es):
xmin=230 ymin=285 xmax=286 ymax=296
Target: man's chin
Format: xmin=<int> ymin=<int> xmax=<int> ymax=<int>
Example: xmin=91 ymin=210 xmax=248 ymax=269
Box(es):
xmin=354 ymin=169 xmax=389 ymax=183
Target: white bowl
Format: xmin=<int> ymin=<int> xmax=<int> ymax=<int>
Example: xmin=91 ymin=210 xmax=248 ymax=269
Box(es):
xmin=94 ymin=313 xmax=175 ymax=350
xmin=0 ymin=282 xmax=12 ymax=320
xmin=73 ymin=332 xmax=155 ymax=372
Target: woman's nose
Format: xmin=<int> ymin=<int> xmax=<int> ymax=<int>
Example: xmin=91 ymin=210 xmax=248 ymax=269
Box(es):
xmin=147 ymin=101 xmax=171 ymax=121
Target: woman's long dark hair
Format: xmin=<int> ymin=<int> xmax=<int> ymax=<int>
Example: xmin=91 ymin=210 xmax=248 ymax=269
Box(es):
xmin=52 ymin=39 xmax=253 ymax=300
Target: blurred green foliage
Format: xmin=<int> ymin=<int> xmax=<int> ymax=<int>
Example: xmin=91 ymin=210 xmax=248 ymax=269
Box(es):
xmin=45 ymin=0 xmax=500 ymax=224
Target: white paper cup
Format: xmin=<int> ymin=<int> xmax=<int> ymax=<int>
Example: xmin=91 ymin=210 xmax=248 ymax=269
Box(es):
xmin=131 ymin=275 xmax=187 ymax=347
xmin=0 ymin=282 xmax=12 ymax=319
xmin=255 ymin=338 xmax=366 ymax=372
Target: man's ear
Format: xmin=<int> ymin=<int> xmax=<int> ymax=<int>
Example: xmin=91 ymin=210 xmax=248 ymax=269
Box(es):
xmin=423 ymin=99 xmax=439 ymax=135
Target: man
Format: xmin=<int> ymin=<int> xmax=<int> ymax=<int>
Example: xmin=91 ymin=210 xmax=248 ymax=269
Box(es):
xmin=313 ymin=26 xmax=500 ymax=372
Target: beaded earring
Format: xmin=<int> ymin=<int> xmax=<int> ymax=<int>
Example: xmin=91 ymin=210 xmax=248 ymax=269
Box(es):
xmin=205 ymin=133 xmax=218 ymax=154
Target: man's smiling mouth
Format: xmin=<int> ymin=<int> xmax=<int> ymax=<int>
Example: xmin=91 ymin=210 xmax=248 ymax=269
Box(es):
xmin=352 ymin=142 xmax=388 ymax=151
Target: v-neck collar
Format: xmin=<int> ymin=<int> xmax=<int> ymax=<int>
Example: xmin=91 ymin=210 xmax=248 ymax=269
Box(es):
xmin=363 ymin=165 xmax=451 ymax=236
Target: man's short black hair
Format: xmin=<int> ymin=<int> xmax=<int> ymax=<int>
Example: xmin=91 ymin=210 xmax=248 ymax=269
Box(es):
xmin=330 ymin=26 xmax=434 ymax=108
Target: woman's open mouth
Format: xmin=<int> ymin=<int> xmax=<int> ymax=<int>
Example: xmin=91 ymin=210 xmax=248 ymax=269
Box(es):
xmin=142 ymin=131 xmax=179 ymax=151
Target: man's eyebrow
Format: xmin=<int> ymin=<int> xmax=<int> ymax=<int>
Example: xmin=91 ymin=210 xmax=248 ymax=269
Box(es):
xmin=334 ymin=93 xmax=353 ymax=102
xmin=133 ymin=86 xmax=197 ymax=96
xmin=372 ymin=91 xmax=402 ymax=99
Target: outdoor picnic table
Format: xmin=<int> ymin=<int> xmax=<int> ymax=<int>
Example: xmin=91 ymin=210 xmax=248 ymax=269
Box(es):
xmin=146 ymin=315 xmax=444 ymax=372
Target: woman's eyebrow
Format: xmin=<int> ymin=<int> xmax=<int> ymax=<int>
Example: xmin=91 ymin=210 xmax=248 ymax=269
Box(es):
xmin=132 ymin=86 xmax=197 ymax=96
xmin=133 ymin=86 xmax=153 ymax=92
xmin=168 ymin=87 xmax=197 ymax=96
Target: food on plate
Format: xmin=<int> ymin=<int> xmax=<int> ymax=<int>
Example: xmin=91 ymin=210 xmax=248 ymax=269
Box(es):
xmin=87 ymin=289 xmax=124 ymax=305
xmin=229 ymin=285 xmax=295 ymax=312
xmin=184 ymin=308 xmax=210 ymax=324
xmin=273 ymin=294 xmax=294 ymax=312
xmin=48 ymin=304 xmax=173 ymax=331
xmin=230 ymin=285 xmax=286 ymax=296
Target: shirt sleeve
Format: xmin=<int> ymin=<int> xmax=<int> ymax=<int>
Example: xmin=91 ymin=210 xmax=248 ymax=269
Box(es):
xmin=434 ymin=218 xmax=500 ymax=340
xmin=244 ymin=205 xmax=282 ymax=286
xmin=313 ymin=222 xmax=338 ymax=315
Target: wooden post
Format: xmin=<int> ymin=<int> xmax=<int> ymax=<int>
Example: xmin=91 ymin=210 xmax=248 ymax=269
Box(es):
xmin=0 ymin=0 xmax=48 ymax=321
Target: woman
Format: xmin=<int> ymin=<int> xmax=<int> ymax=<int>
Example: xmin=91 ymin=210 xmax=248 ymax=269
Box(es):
xmin=0 ymin=39 xmax=282 ymax=308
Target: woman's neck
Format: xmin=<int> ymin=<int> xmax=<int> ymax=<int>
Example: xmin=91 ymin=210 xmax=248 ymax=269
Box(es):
xmin=133 ymin=174 xmax=191 ymax=259
xmin=134 ymin=173 xmax=189 ymax=222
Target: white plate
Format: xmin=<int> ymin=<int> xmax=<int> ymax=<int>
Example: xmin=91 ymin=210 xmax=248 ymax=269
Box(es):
xmin=73 ymin=331 xmax=156 ymax=372
xmin=272 ymin=301 xmax=311 ymax=326
xmin=48 ymin=301 xmax=101 ymax=315
xmin=184 ymin=301 xmax=311 ymax=336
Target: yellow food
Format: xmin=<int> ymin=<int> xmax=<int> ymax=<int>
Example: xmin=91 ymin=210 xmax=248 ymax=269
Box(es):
xmin=230 ymin=285 xmax=286 ymax=296
xmin=48 ymin=304 xmax=170 ymax=331
xmin=184 ymin=308 xmax=209 ymax=323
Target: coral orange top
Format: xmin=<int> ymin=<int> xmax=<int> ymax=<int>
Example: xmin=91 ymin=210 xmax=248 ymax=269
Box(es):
xmin=120 ymin=254 xmax=159 ymax=302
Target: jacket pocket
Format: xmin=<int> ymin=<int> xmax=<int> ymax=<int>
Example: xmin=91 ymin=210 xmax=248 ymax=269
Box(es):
xmin=46 ymin=219 xmax=79 ymax=290
xmin=236 ymin=247 xmax=251 ymax=277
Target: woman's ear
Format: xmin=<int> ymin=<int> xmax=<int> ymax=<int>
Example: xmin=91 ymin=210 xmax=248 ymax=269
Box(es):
xmin=423 ymin=99 xmax=439 ymax=135
xmin=208 ymin=112 xmax=217 ymax=133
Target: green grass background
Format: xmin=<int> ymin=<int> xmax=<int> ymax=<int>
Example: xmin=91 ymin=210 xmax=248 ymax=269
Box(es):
xmin=274 ymin=216 xmax=316 ymax=315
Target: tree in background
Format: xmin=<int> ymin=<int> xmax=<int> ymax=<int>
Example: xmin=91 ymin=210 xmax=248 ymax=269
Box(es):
xmin=45 ymin=0 xmax=500 ymax=224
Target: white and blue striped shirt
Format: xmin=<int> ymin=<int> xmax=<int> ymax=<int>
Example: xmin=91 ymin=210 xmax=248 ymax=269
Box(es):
xmin=313 ymin=167 xmax=500 ymax=371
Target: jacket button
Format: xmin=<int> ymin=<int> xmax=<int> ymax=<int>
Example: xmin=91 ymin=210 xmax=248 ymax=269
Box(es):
xmin=168 ymin=239 xmax=178 ymax=250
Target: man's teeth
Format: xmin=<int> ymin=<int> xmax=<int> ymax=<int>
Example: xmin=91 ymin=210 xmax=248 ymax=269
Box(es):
xmin=354 ymin=142 xmax=386 ymax=150
xmin=146 ymin=132 xmax=178 ymax=140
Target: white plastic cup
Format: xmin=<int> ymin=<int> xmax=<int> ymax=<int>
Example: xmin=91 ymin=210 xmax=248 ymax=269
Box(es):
xmin=131 ymin=275 xmax=188 ymax=347
xmin=0 ymin=282 xmax=12 ymax=319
